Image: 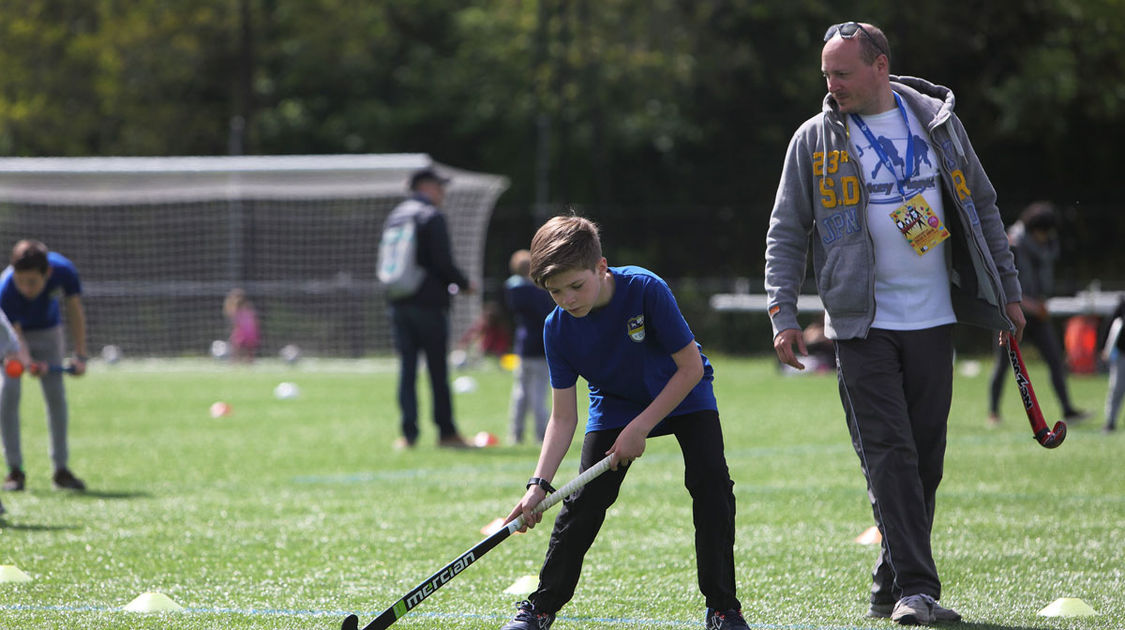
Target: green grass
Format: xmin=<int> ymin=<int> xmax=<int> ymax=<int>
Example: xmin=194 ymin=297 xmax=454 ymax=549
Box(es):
xmin=0 ymin=355 xmax=1120 ymax=629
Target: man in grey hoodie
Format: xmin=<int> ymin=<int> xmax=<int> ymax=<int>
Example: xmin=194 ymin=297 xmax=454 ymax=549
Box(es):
xmin=765 ymin=22 xmax=1026 ymax=626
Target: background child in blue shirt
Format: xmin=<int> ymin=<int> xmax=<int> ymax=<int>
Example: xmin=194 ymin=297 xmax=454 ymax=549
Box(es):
xmin=0 ymin=240 xmax=89 ymax=492
xmin=499 ymin=215 xmax=748 ymax=630
xmin=503 ymin=249 xmax=554 ymax=444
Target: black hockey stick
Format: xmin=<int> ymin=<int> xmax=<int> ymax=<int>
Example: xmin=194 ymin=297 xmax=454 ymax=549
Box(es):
xmin=340 ymin=455 xmax=613 ymax=630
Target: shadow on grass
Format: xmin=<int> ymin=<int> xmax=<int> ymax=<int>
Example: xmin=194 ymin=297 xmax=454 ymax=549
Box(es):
xmin=0 ymin=518 xmax=80 ymax=532
xmin=72 ymin=489 xmax=151 ymax=500
xmin=956 ymin=624 xmax=1056 ymax=629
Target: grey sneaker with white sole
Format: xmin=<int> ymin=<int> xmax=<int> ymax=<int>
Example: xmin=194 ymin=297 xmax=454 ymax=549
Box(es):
xmin=891 ymin=594 xmax=961 ymax=625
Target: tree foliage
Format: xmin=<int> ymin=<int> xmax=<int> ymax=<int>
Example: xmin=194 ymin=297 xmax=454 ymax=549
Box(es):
xmin=0 ymin=0 xmax=1122 ymax=282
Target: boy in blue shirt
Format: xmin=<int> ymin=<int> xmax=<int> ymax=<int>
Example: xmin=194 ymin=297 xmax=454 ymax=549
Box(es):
xmin=499 ymin=216 xmax=748 ymax=630
xmin=0 ymin=240 xmax=89 ymax=492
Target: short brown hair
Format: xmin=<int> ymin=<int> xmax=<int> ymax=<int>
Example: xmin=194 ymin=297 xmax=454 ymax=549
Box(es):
xmin=857 ymin=23 xmax=891 ymax=66
xmin=11 ymin=239 xmax=49 ymax=274
xmin=529 ymin=215 xmax=602 ymax=288
xmin=509 ymin=249 xmax=532 ymax=277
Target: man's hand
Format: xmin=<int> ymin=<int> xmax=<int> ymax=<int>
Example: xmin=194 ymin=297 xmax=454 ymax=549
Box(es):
xmin=773 ymin=328 xmax=807 ymax=370
xmin=999 ymin=302 xmax=1027 ymax=347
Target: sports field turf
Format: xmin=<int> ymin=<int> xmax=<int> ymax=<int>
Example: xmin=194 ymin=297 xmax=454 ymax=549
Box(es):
xmin=0 ymin=355 xmax=1119 ymax=629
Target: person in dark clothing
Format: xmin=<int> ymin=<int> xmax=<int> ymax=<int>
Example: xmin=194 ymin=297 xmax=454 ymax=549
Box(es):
xmin=987 ymin=202 xmax=1087 ymax=426
xmin=383 ymin=168 xmax=476 ymax=450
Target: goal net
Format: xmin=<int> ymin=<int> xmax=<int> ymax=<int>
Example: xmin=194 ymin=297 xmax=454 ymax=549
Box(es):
xmin=0 ymin=154 xmax=509 ymax=359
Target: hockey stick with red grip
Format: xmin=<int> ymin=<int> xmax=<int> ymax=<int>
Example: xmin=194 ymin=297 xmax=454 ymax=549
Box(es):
xmin=1006 ymin=337 xmax=1067 ymax=448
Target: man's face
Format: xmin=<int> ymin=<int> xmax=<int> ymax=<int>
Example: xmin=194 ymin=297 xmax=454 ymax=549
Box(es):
xmin=12 ymin=268 xmax=49 ymax=299
xmin=415 ymin=180 xmax=446 ymax=206
xmin=821 ymin=37 xmax=887 ymax=115
xmin=542 ymin=260 xmax=607 ymax=318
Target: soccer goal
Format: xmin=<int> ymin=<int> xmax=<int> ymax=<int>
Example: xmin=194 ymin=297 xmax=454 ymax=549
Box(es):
xmin=0 ymin=154 xmax=509 ymax=359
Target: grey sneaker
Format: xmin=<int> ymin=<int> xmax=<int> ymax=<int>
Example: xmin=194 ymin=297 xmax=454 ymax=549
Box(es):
xmin=891 ymin=594 xmax=961 ymax=625
xmin=932 ymin=600 xmax=961 ymax=623
xmin=892 ymin=594 xmax=934 ymax=625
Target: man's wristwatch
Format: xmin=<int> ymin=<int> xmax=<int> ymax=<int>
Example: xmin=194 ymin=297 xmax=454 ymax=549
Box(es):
xmin=526 ymin=477 xmax=556 ymax=494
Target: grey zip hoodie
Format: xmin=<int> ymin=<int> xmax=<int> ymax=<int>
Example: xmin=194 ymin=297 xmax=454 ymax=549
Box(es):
xmin=764 ymin=75 xmax=1021 ymax=340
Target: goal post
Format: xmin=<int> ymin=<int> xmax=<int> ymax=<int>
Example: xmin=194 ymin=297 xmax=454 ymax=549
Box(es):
xmin=0 ymin=154 xmax=509 ymax=359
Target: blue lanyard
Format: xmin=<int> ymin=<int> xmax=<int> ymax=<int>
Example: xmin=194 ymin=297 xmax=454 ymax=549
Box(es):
xmin=850 ymin=92 xmax=913 ymax=201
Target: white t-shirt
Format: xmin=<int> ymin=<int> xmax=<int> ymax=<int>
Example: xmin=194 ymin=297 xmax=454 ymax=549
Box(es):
xmin=850 ymin=98 xmax=956 ymax=330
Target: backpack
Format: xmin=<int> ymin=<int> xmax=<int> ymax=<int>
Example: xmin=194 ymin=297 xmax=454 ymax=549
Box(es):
xmin=377 ymin=200 xmax=428 ymax=299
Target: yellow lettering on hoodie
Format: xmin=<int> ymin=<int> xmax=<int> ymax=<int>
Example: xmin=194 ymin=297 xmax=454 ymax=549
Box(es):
xmin=951 ymin=169 xmax=971 ymax=200
xmin=841 ymin=176 xmax=861 ymax=205
xmin=820 ymin=177 xmax=837 ymax=208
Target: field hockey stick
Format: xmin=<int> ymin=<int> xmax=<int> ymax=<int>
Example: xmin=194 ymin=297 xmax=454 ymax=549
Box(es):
xmin=29 ymin=361 xmax=78 ymax=376
xmin=1006 ymin=337 xmax=1067 ymax=448
xmin=341 ymin=455 xmax=614 ymax=630
xmin=4 ymin=360 xmax=77 ymax=378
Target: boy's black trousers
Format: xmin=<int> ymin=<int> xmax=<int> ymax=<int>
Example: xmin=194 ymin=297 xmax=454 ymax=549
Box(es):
xmin=528 ymin=409 xmax=741 ymax=613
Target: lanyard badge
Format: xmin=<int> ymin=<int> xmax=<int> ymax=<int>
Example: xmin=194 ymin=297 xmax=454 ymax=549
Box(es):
xmin=890 ymin=195 xmax=949 ymax=256
xmin=851 ymin=93 xmax=949 ymax=256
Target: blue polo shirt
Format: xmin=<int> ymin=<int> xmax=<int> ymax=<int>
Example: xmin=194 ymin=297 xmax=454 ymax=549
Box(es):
xmin=544 ymin=265 xmax=716 ymax=435
xmin=504 ymin=275 xmax=554 ymax=358
xmin=0 ymin=252 xmax=82 ymax=331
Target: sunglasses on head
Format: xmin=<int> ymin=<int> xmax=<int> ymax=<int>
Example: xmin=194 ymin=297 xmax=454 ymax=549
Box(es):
xmin=824 ymin=21 xmax=889 ymax=58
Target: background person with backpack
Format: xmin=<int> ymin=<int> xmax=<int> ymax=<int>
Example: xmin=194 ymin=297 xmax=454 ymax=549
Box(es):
xmin=378 ymin=168 xmax=476 ymax=450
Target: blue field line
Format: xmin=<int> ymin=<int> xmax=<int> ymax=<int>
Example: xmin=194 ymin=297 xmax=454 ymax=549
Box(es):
xmin=0 ymin=602 xmax=881 ymax=629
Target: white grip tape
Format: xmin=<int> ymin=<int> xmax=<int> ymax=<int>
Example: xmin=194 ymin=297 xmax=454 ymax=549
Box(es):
xmin=510 ymin=455 xmax=614 ymax=532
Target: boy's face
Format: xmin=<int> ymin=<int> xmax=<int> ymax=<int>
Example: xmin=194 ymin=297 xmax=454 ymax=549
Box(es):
xmin=12 ymin=268 xmax=50 ymax=300
xmin=543 ymin=258 xmax=609 ymax=318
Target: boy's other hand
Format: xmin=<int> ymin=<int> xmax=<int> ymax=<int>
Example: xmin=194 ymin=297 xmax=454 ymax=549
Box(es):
xmin=606 ymin=424 xmax=646 ymax=470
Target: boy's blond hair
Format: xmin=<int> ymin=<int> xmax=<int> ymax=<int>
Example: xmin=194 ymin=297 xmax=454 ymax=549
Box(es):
xmin=529 ymin=215 xmax=602 ymax=288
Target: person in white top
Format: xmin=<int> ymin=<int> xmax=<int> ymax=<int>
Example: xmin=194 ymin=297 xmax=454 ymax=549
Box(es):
xmin=765 ymin=21 xmax=1025 ymax=626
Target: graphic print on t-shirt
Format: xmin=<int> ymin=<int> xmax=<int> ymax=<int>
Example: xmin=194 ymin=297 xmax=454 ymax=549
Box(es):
xmin=852 ymin=109 xmax=938 ymax=206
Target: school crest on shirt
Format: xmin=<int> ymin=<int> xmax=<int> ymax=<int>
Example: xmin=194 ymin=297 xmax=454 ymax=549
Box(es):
xmin=626 ymin=315 xmax=645 ymax=342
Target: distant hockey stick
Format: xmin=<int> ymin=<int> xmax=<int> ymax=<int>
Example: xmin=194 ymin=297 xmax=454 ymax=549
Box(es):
xmin=4 ymin=360 xmax=77 ymax=378
xmin=1007 ymin=337 xmax=1067 ymax=448
xmin=340 ymin=455 xmax=614 ymax=630
xmin=30 ymin=362 xmax=78 ymax=376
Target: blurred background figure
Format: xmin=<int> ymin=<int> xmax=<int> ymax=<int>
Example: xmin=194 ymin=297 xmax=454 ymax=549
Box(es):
xmin=802 ymin=314 xmax=835 ymax=374
xmin=384 ymin=168 xmax=476 ymax=450
xmin=1102 ymin=296 xmax=1125 ymax=434
xmin=0 ymin=239 xmax=89 ymax=492
xmin=503 ymin=249 xmax=553 ymax=444
xmin=223 ymin=288 xmax=261 ymax=363
xmin=987 ymin=202 xmax=1087 ymax=426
